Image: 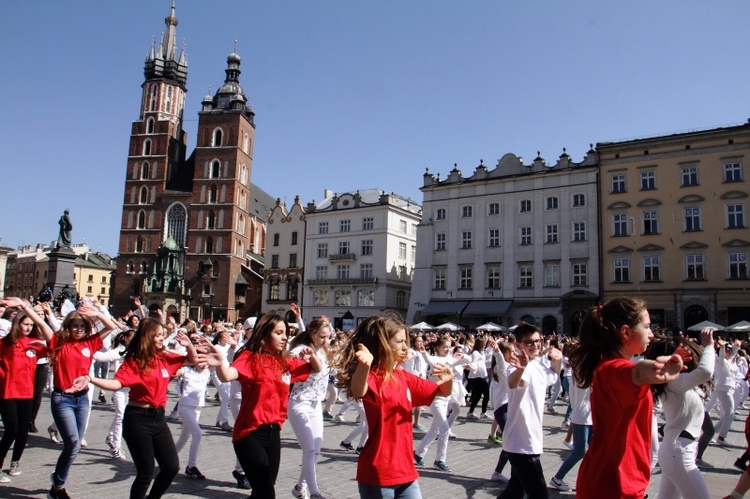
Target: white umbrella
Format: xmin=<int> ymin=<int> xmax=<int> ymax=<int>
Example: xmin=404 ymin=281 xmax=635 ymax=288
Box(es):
xmin=435 ymin=322 xmax=463 ymax=331
xmin=687 ymin=320 xmax=725 ymax=331
xmin=409 ymin=321 xmax=434 ymax=332
xmin=508 ymin=324 xmax=519 ymax=332
xmin=476 ymin=322 xmax=506 ymax=332
xmin=726 ymin=320 xmax=750 ymax=332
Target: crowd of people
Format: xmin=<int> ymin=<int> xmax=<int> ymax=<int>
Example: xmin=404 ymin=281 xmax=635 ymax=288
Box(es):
xmin=0 ymin=294 xmax=748 ymax=498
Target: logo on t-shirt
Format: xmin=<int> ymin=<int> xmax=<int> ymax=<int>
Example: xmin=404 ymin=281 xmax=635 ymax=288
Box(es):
xmin=281 ymin=371 xmax=292 ymax=385
xmin=406 ymin=387 xmax=412 ymax=403
xmin=81 ymin=348 xmax=91 ymax=358
xmin=161 ymin=368 xmax=169 ymax=378
xmin=26 ymin=349 xmax=37 ymax=358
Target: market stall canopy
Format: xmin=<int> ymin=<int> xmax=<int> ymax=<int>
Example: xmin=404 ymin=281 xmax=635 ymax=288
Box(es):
xmin=687 ymin=320 xmax=725 ymax=331
xmin=435 ymin=322 xmax=464 ymax=331
xmin=409 ymin=322 xmax=434 ymax=332
xmin=726 ymin=320 xmax=750 ymax=332
xmin=476 ymin=322 xmax=506 ymax=332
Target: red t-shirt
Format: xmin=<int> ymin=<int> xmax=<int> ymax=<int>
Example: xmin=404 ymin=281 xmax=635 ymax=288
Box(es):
xmin=231 ymin=350 xmax=312 ymax=443
xmin=115 ymin=352 xmax=184 ymax=407
xmin=357 ymin=368 xmax=441 ymax=487
xmin=0 ymin=337 xmax=49 ymax=399
xmin=50 ymin=334 xmax=103 ymax=391
xmin=577 ymin=357 xmax=652 ymax=499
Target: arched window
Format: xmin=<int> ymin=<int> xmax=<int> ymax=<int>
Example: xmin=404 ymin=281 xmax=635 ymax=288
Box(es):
xmin=137 ymin=210 xmax=146 ymax=229
xmin=210 ymin=160 xmax=221 ymax=178
xmin=237 ymin=214 xmax=245 ymax=234
xmin=209 ymin=185 xmax=218 ymax=203
xmin=146 ymin=117 xmax=155 ymax=134
xmin=139 ymin=186 xmax=148 ymax=204
xmin=243 ymin=133 xmax=249 ymax=154
xmin=135 ymin=237 xmax=144 ymax=253
xmin=207 ymin=211 xmax=216 ymax=229
xmin=141 ymin=162 xmax=149 ymax=179
xmin=126 ymin=261 xmax=134 ymax=273
xmin=140 ymin=261 xmax=148 ymax=274
xmin=205 ymin=237 xmax=214 ymax=254
xmin=143 ymin=139 xmax=151 ymax=156
xmin=240 ymin=164 xmax=247 ymax=185
xmin=213 ymin=128 xmax=223 ymax=147
xmin=166 ymin=203 xmax=187 ymax=246
xmin=165 ymin=87 xmax=172 ymax=113
xmin=149 ymin=85 xmax=157 ymax=111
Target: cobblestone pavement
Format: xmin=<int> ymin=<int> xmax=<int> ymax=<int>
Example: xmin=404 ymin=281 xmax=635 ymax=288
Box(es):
xmin=2 ymin=384 xmax=741 ymax=498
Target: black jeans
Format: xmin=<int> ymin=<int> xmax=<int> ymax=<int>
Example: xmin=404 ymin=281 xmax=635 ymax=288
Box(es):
xmin=234 ymin=423 xmax=281 ymax=499
xmin=469 ymin=377 xmax=489 ymax=414
xmin=31 ymin=363 xmax=49 ymax=426
xmin=122 ymin=406 xmax=179 ymax=499
xmin=498 ymin=452 xmax=548 ymax=499
xmin=493 ymin=404 xmax=509 ymax=474
xmin=696 ymin=410 xmax=715 ymax=460
xmin=0 ymin=398 xmax=33 ymax=467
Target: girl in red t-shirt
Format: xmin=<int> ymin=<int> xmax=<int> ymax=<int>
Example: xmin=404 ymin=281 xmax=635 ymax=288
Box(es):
xmin=48 ymin=301 xmax=118 ymax=499
xmin=89 ymin=318 xmax=200 ymax=499
xmin=206 ymin=313 xmax=322 ymax=499
xmin=335 ymin=316 xmax=454 ymax=498
xmin=0 ymin=297 xmax=52 ymax=483
xmin=570 ymin=297 xmax=684 ymax=499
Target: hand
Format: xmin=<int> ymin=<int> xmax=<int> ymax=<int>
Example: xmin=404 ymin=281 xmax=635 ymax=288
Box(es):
xmin=133 ymin=297 xmax=141 ymax=307
xmin=175 ymin=332 xmax=191 ymax=348
xmin=297 ymin=346 xmax=314 ymax=362
xmin=652 ymin=354 xmax=684 ymax=383
xmin=510 ymin=349 xmax=529 ymax=369
xmin=65 ymin=375 xmax=90 ymax=393
xmin=290 ymin=303 xmax=301 ymax=316
xmin=1 ymin=297 xmax=27 ymax=309
xmin=203 ymin=343 xmax=224 ymax=367
xmin=548 ymin=345 xmax=563 ymax=362
xmin=674 ymin=344 xmax=693 ymax=367
xmin=40 ymin=302 xmax=52 ymax=315
xmin=354 ymin=344 xmax=373 ymax=367
xmin=77 ymin=301 xmax=99 ymax=318
xmin=221 ymin=332 xmax=237 ymax=346
xmin=167 ymin=315 xmax=176 ymax=325
xmin=431 ymin=362 xmax=453 ymax=381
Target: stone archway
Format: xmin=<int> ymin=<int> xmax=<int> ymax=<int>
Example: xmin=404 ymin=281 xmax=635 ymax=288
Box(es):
xmin=542 ymin=315 xmax=558 ymax=335
xmin=684 ymin=304 xmax=708 ymax=331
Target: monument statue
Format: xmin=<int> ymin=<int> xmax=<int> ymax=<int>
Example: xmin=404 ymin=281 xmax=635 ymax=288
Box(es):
xmin=57 ymin=209 xmax=73 ymax=248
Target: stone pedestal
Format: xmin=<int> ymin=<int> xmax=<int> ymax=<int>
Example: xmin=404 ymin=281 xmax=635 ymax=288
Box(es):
xmin=46 ymin=247 xmax=78 ymax=299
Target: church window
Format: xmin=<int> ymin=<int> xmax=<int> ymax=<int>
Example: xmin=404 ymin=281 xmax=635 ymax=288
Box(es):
xmin=149 ymin=85 xmax=157 ymax=111
xmin=137 ymin=210 xmax=146 ymax=230
xmin=146 ymin=117 xmax=155 ymax=134
xmin=143 ymin=139 xmax=151 ymax=156
xmin=213 ymin=128 xmax=223 ymax=147
xmin=166 ymin=204 xmax=187 ymax=246
xmin=209 ymin=185 xmax=218 ymax=203
xmin=141 ymin=162 xmax=149 ymax=179
xmin=139 ymin=186 xmax=148 ymax=204
xmin=210 ymin=160 xmax=221 ymax=179
xmin=165 ymin=87 xmax=172 ymax=113
xmin=207 ymin=211 xmax=216 ymax=229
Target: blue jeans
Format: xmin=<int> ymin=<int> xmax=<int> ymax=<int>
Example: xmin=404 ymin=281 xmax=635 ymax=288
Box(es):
xmin=555 ymin=423 xmax=592 ymax=480
xmin=51 ymin=389 xmax=90 ymax=487
xmin=358 ymin=480 xmax=422 ymax=498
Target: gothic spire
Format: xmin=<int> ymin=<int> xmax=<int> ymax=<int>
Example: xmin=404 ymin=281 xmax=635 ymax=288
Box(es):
xmin=143 ymin=0 xmax=187 ymax=87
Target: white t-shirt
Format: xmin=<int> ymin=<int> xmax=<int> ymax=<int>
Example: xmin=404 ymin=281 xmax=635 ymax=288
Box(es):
xmin=568 ymin=382 xmax=592 ymax=426
xmin=179 ymin=366 xmax=212 ymax=407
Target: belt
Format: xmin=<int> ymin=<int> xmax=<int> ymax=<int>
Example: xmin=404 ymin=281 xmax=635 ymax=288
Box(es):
xmin=53 ymin=387 xmax=88 ymax=397
xmin=125 ymin=405 xmax=165 ymax=415
xmin=678 ymin=430 xmax=695 ymax=441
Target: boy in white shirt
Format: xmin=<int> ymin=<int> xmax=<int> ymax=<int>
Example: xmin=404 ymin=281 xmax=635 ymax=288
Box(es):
xmin=499 ymin=323 xmax=562 ymax=499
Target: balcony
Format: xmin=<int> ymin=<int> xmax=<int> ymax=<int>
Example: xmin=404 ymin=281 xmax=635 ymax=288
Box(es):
xmin=329 ymin=253 xmax=357 ymax=262
xmin=306 ymin=277 xmax=377 ymax=286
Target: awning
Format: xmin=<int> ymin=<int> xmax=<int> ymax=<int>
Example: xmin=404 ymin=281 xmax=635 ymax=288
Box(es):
xmin=422 ymin=301 xmax=470 ymax=316
xmin=462 ymin=300 xmax=512 ymax=316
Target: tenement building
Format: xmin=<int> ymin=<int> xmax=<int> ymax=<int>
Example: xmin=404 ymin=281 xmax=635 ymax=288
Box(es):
xmin=407 ymin=151 xmax=600 ymax=335
xmin=598 ymin=122 xmax=750 ymax=330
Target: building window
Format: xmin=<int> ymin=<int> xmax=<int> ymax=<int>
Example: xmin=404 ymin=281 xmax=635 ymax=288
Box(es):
xmin=641 ymin=171 xmax=656 ymax=190
xmin=573 ymin=222 xmax=586 ymax=242
xmin=488 ymin=229 xmax=500 ymax=247
xmin=136 ymin=210 xmax=146 ymax=230
xmin=411 ymin=245 xmax=416 ymax=261
xmin=459 ymin=267 xmax=472 ymax=289
xmin=315 ymin=266 xmax=327 ymax=279
xmin=339 ymin=241 xmax=350 ymax=255
xmin=318 ymin=222 xmax=328 ymax=234
xmin=643 ymin=256 xmax=660 ymax=281
xmin=489 ymin=202 xmax=500 ymax=215
xmin=611 ymin=174 xmax=626 ymax=193
xmin=729 ymin=253 xmax=748 ymax=279
xmin=317 ymin=243 xmax=328 ymax=258
xmin=206 ymin=211 xmax=215 ymax=229
xmin=487 ymin=265 xmax=501 ymax=289
xmin=340 ymin=219 xmax=351 ymax=232
xmin=461 ymin=231 xmax=472 ymax=249
xmin=359 ymin=289 xmax=375 ymax=307
xmin=685 ymin=208 xmax=701 ymax=231
xmin=436 ymin=208 xmax=446 ymax=220
xmin=363 ymin=217 xmax=374 ymax=230
xmin=544 ymin=263 xmax=559 ymax=287
xmin=613 ymin=213 xmax=628 ymax=237
xmin=336 ymin=265 xmax=350 ymax=279
xmin=313 ymin=289 xmax=329 ymax=306
xmin=270 ymin=255 xmax=279 ymax=269
xmin=725 ymin=162 xmax=742 ymax=182
xmin=520 ymin=199 xmax=532 ymax=213
xmin=614 ymin=257 xmax=630 ymax=283
xmin=436 ymin=233 xmax=446 ymax=251
xmin=140 ymin=162 xmax=149 ymax=180
xmin=146 ymin=117 xmax=154 ymax=134
xmin=434 ymin=268 xmax=446 ymax=290
xmin=686 ymin=254 xmax=705 ymax=280
xmin=546 ymin=197 xmax=559 ymax=210
xmin=335 ymin=289 xmax=351 ymax=306
xmin=572 ymin=194 xmax=586 ymax=207
xmin=395 ymin=290 xmax=406 ymax=309
xmin=546 ymin=225 xmax=559 ymax=243
xmin=573 ymin=263 xmax=587 ymax=286
xmin=143 ymin=139 xmax=151 ymax=156
xmin=727 ymin=204 xmax=745 ymax=228
xmin=213 ymin=128 xmax=223 ymax=147
xmin=210 ymin=160 xmax=221 ymax=179
xmin=643 ymin=211 xmax=659 ymax=235
xmin=399 ymin=220 xmax=408 ymax=233
xmin=520 ymin=226 xmax=532 ymax=245
xmin=289 ymin=253 xmax=297 ymax=268
xmin=519 ymin=265 xmax=533 ymax=288
xmin=682 ymin=166 xmax=698 ymax=186
xmin=205 ymin=237 xmax=213 ymax=254
xmin=287 ymin=280 xmax=299 ymax=301
xmin=291 ymin=231 xmax=298 ymax=245
xmin=362 ymin=239 xmax=373 ymax=255
xmin=208 ymin=185 xmax=218 ymax=203
xmin=360 ymin=263 xmax=373 ymax=278
xmin=399 ymin=242 xmax=407 ymax=259
xmin=139 ymin=186 xmax=149 ymax=204
xmin=462 ymin=206 xmax=473 ymax=218
xmin=272 ymin=233 xmax=279 ymax=246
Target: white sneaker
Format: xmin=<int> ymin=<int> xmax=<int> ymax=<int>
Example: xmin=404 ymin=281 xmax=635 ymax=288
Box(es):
xmin=480 ymin=412 xmax=491 ymax=419
xmin=490 ymin=472 xmax=509 ymax=483
xmin=563 ymin=440 xmax=574 ymax=450
xmin=8 ymin=462 xmax=20 ymax=476
xmin=549 ymin=477 xmax=570 ymax=491
xmin=169 ymin=411 xmax=180 ymax=421
xmin=466 ymin=412 xmax=479 ymax=420
xmin=333 ymin=414 xmax=345 ymax=423
xmin=448 ymin=430 xmax=457 ymax=438
xmin=110 ymin=448 xmax=128 ymax=461
xmin=292 ymin=483 xmax=309 ymax=499
xmin=0 ymin=471 xmax=9 ymax=483
xmin=714 ymin=439 xmax=730 ymax=447
xmin=695 ymin=458 xmax=714 ymax=469
xmin=80 ymin=438 xmax=88 ymax=448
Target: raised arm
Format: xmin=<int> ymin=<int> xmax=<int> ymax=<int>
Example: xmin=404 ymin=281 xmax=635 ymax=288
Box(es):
xmin=2 ymin=297 xmax=53 ymax=342
xmin=205 ymin=342 xmax=239 ymax=382
xmin=351 ymin=344 xmax=373 ymax=399
xmin=632 ymin=354 xmax=684 ymax=386
xmin=78 ymin=301 xmax=118 ymax=340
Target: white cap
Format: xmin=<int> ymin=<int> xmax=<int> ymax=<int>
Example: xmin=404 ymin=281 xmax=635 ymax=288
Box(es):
xmin=243 ymin=317 xmax=257 ymax=330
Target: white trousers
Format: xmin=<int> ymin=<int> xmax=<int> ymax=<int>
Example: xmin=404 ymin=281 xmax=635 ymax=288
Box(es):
xmin=716 ymin=388 xmax=736 ymax=438
xmin=288 ymin=399 xmax=324 ymax=494
xmin=229 ymin=381 xmax=242 ymax=472
xmin=212 ymin=373 xmax=231 ymax=424
xmin=107 ymin=388 xmax=130 ymax=450
xmin=416 ymin=396 xmax=451 ymax=462
xmin=342 ymin=400 xmax=368 ymax=448
xmin=657 ymin=437 xmax=710 ymax=499
xmin=734 ymin=381 xmax=749 ymax=408
xmin=175 ymin=403 xmax=203 ymax=468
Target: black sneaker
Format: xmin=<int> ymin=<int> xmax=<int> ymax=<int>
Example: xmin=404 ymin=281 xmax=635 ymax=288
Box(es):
xmin=434 ymin=460 xmax=451 ymax=471
xmin=414 ymin=452 xmax=424 ymax=466
xmin=355 ymin=447 xmax=363 ymax=454
xmin=232 ymin=469 xmax=250 ymax=489
xmin=48 ymin=486 xmax=71 ymax=499
xmin=735 ymin=458 xmax=747 ymax=472
xmin=29 ymin=422 xmax=38 ymax=433
xmin=340 ymin=440 xmax=354 ymax=451
xmin=185 ymin=466 xmax=206 ymax=480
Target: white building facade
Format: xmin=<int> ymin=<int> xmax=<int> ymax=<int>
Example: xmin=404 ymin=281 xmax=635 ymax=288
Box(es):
xmin=302 ymin=189 xmax=421 ymax=330
xmin=407 ymin=151 xmax=600 ymax=336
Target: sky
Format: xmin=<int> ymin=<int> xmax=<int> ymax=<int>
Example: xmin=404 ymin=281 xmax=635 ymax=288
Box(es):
xmin=1 ymin=1 xmax=748 ymax=256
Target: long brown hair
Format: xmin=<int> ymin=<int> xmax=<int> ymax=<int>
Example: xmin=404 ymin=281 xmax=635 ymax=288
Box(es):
xmin=289 ymin=317 xmax=330 ymax=356
xmin=2 ymin=310 xmax=42 ymax=347
xmin=569 ymin=297 xmax=646 ymax=388
xmin=124 ymin=318 xmax=165 ymax=373
xmin=235 ymin=314 xmax=291 ymax=366
xmin=49 ymin=311 xmax=95 ymax=367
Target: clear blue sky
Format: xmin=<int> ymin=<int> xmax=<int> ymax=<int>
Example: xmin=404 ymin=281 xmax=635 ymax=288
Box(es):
xmin=1 ymin=1 xmax=748 ymax=256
